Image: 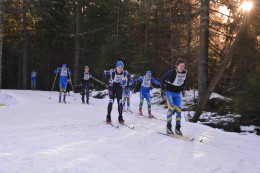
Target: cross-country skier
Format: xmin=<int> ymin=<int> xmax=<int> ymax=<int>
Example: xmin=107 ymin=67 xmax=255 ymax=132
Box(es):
xmin=31 ymin=70 xmax=37 ymax=91
xmin=54 ymin=64 xmax=72 ymax=103
xmin=161 ymin=58 xmax=187 ymax=135
xmin=81 ymin=66 xmax=92 ymax=104
xmin=135 ymin=70 xmax=160 ymax=118
xmin=103 ymin=61 xmax=130 ymax=123
xmin=122 ymin=76 xmax=134 ymax=112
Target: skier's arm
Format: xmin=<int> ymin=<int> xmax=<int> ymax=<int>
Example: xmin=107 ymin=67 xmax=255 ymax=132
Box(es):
xmin=135 ymin=76 xmax=143 ymax=83
xmin=151 ymin=77 xmax=160 ymax=86
xmin=54 ymin=68 xmax=60 ymax=74
xmin=160 ymin=70 xmax=173 ymax=91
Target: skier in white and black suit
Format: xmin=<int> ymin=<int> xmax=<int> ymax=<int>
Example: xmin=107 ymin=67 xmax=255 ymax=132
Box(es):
xmin=103 ymin=61 xmax=130 ymax=124
xmin=81 ymin=66 xmax=92 ymax=104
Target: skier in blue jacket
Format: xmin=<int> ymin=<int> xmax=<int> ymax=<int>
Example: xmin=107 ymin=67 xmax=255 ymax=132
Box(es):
xmin=122 ymin=76 xmax=135 ymax=112
xmin=161 ymin=58 xmax=187 ymax=135
xmin=31 ymin=70 xmax=37 ymax=91
xmin=135 ymin=70 xmax=160 ymax=118
xmin=54 ymin=64 xmax=72 ymax=103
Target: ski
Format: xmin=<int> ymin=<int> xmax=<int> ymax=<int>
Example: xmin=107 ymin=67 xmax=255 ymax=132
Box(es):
xmin=156 ymin=132 xmax=195 ymax=142
xmin=134 ymin=113 xmax=165 ymax=121
xmin=119 ymin=122 xmax=135 ymax=129
xmin=104 ymin=121 xmax=119 ymax=128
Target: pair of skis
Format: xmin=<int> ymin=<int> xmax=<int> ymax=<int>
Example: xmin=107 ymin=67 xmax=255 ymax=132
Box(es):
xmin=104 ymin=121 xmax=134 ymax=129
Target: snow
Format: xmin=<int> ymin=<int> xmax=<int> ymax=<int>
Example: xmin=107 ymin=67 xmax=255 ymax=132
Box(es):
xmin=0 ymin=89 xmax=260 ymax=173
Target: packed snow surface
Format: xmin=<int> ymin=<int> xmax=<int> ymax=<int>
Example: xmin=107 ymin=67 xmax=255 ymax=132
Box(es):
xmin=0 ymin=90 xmax=259 ymax=173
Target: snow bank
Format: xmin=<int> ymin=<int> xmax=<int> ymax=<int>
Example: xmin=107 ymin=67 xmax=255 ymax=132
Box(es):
xmin=0 ymin=92 xmax=16 ymax=106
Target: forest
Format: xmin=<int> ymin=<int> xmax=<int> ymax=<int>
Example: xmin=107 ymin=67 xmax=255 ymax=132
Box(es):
xmin=0 ymin=0 xmax=259 ymax=126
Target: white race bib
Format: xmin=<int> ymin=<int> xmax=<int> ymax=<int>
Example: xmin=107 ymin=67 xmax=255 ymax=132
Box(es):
xmin=31 ymin=72 xmax=36 ymax=77
xmin=60 ymin=69 xmax=67 ymax=76
xmin=84 ymin=73 xmax=90 ymax=80
xmin=114 ymin=74 xmax=123 ymax=83
xmin=172 ymin=72 xmax=186 ymax=86
xmin=142 ymin=77 xmax=151 ymax=87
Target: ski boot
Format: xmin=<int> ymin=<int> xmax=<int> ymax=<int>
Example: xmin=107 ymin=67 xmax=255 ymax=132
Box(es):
xmin=118 ymin=116 xmax=125 ymax=124
xmin=63 ymin=99 xmax=66 ymax=104
xmin=148 ymin=112 xmax=154 ymax=118
xmin=82 ymin=99 xmax=85 ymax=104
xmin=175 ymin=124 xmax=183 ymax=136
xmin=139 ymin=110 xmax=143 ymax=115
xmin=166 ymin=124 xmax=174 ymax=134
xmin=127 ymin=107 xmax=133 ymax=113
xmin=86 ymin=98 xmax=89 ymax=105
xmin=106 ymin=116 xmax=112 ymax=123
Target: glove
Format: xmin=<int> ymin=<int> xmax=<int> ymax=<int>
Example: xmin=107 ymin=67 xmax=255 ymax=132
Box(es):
xmin=161 ymin=90 xmax=165 ymax=99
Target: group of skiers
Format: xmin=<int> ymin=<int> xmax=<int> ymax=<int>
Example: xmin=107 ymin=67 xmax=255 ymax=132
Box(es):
xmin=103 ymin=58 xmax=187 ymax=135
xmin=31 ymin=58 xmax=187 ymax=135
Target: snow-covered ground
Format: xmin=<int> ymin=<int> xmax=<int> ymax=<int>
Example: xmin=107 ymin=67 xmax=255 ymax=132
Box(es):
xmin=0 ymin=90 xmax=260 ymax=173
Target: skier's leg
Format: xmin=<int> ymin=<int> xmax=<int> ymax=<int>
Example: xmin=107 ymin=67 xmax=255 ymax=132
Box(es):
xmin=139 ymin=92 xmax=145 ymax=114
xmin=173 ymin=93 xmax=181 ymax=126
xmin=166 ymin=91 xmax=175 ymax=133
xmin=86 ymin=84 xmax=90 ymax=104
xmin=122 ymin=92 xmax=126 ymax=109
xmin=144 ymin=92 xmax=152 ymax=115
xmin=126 ymin=90 xmax=130 ymax=110
xmin=116 ymin=86 xmax=124 ymax=122
xmin=59 ymin=83 xmax=62 ymax=102
xmin=81 ymin=84 xmax=85 ymax=103
xmin=63 ymin=82 xmax=67 ymax=102
xmin=107 ymin=86 xmax=116 ymax=121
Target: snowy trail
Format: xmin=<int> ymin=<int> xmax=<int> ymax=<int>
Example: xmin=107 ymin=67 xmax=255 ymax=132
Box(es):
xmin=0 ymin=90 xmax=260 ymax=173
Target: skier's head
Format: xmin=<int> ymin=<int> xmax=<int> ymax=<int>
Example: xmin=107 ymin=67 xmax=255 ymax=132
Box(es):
xmin=116 ymin=61 xmax=124 ymax=73
xmin=175 ymin=58 xmax=186 ymax=72
xmin=146 ymin=70 xmax=152 ymax=78
xmin=62 ymin=64 xmax=67 ymax=70
xmin=84 ymin=66 xmax=89 ymax=72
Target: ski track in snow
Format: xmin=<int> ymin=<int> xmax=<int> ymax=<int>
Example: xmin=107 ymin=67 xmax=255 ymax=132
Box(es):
xmin=0 ymin=90 xmax=260 ymax=173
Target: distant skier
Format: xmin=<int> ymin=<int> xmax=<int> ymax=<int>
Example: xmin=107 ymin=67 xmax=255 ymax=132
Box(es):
xmin=31 ymin=70 xmax=37 ymax=91
xmin=81 ymin=66 xmax=92 ymax=104
xmin=54 ymin=64 xmax=72 ymax=103
xmin=161 ymin=58 xmax=187 ymax=135
xmin=103 ymin=61 xmax=130 ymax=123
xmin=122 ymin=76 xmax=134 ymax=112
xmin=66 ymin=79 xmax=72 ymax=96
xmin=135 ymin=70 xmax=160 ymax=117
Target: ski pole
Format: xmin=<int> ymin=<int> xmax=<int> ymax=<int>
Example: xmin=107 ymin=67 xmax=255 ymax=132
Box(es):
xmin=91 ymin=76 xmax=108 ymax=88
xmin=49 ymin=68 xmax=59 ymax=99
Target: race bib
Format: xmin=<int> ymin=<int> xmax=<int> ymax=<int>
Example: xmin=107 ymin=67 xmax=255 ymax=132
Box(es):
xmin=84 ymin=73 xmax=90 ymax=80
xmin=114 ymin=74 xmax=123 ymax=83
xmin=142 ymin=78 xmax=151 ymax=87
xmin=60 ymin=69 xmax=67 ymax=76
xmin=172 ymin=73 xmax=186 ymax=86
xmin=31 ymin=72 xmax=36 ymax=77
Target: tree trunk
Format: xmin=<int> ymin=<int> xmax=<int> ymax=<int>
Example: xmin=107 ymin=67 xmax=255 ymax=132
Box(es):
xmin=0 ymin=0 xmax=3 ymax=90
xmin=73 ymin=1 xmax=80 ymax=86
xmin=22 ymin=0 xmax=28 ymax=89
xmin=198 ymin=0 xmax=209 ymax=103
xmin=191 ymin=17 xmax=249 ymax=122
